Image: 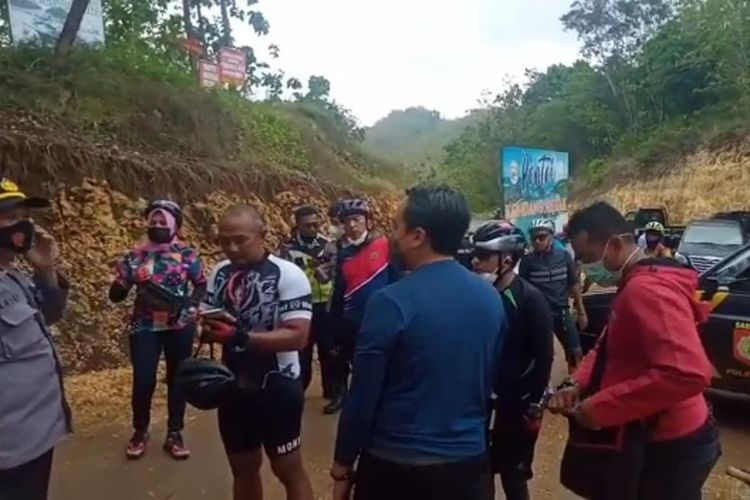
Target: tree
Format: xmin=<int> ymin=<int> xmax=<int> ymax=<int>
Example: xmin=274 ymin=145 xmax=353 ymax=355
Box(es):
xmin=0 ymin=0 xmax=10 ymax=45
xmin=305 ymin=76 xmax=331 ymax=101
xmin=56 ymin=0 xmax=93 ymax=58
xmin=561 ymin=0 xmax=675 ymax=132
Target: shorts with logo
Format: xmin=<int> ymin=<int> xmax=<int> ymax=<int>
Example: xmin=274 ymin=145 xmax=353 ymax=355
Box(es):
xmin=217 ymin=373 xmax=305 ymax=457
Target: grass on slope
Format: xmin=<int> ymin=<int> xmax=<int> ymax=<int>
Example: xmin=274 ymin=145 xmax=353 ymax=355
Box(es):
xmin=0 ymin=47 xmax=404 ymax=193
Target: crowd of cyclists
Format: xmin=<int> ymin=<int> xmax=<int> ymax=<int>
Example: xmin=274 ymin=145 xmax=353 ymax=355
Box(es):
xmin=0 ymin=177 xmax=726 ymax=500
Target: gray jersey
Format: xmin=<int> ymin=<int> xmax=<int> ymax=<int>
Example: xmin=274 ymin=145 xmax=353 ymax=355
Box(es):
xmin=0 ymin=269 xmax=71 ymax=469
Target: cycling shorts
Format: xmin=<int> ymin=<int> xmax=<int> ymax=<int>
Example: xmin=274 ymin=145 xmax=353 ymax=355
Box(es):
xmin=218 ymin=373 xmax=304 ymax=457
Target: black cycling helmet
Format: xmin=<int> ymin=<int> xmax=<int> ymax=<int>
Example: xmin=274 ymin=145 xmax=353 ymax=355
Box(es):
xmin=472 ymin=219 xmax=526 ymax=253
xmin=174 ymin=358 xmax=235 ymax=410
xmin=144 ymin=199 xmax=183 ymax=228
xmin=338 ymin=198 xmax=370 ymax=219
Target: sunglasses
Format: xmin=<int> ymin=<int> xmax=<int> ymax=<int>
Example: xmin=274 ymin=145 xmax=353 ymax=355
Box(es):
xmin=473 ymin=248 xmax=494 ymax=261
xmin=531 ymin=233 xmax=550 ymax=242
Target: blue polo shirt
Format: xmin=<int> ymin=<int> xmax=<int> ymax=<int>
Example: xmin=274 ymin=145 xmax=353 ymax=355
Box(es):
xmin=334 ymin=259 xmax=506 ymax=466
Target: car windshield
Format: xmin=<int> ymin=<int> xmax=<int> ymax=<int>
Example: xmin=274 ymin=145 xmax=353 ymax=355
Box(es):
xmin=683 ymin=224 xmax=743 ymax=245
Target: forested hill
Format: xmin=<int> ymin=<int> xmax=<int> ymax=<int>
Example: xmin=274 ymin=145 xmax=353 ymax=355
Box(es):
xmin=362 ymin=107 xmax=487 ymax=168
xmin=414 ymin=0 xmax=750 ymax=211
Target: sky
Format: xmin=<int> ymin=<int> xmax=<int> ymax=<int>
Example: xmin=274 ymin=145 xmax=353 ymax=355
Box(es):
xmin=234 ymin=0 xmax=582 ymax=126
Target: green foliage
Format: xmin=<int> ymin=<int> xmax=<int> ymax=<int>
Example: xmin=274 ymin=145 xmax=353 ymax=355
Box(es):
xmin=362 ymin=107 xmax=487 ymax=169
xmin=0 ymin=46 xmax=393 ymax=193
xmin=436 ymin=0 xmax=750 ymax=210
xmin=584 ymin=158 xmax=609 ymax=188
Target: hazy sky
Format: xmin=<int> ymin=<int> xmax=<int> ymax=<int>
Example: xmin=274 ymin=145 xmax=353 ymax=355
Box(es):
xmin=235 ymin=0 xmax=582 ymax=125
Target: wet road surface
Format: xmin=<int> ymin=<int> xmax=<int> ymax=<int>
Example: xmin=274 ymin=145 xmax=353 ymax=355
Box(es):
xmin=50 ymin=355 xmax=750 ymax=500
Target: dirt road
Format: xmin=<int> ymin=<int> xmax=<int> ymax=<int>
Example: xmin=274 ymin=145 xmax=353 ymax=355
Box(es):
xmin=50 ymin=360 xmax=750 ymax=500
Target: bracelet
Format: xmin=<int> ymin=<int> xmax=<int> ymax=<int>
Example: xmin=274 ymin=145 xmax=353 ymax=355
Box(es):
xmin=330 ymin=468 xmax=353 ymax=482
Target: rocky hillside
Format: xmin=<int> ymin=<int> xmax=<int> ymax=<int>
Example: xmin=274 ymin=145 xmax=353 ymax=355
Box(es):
xmin=0 ymin=113 xmax=399 ymax=373
xmin=0 ymin=48 xmax=402 ymax=373
xmin=570 ymin=138 xmax=750 ymax=222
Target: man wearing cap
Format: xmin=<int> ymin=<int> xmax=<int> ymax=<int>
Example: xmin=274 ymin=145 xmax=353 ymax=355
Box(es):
xmin=0 ymin=179 xmax=71 ymax=500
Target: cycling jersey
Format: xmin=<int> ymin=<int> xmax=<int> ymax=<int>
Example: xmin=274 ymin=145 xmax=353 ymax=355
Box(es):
xmin=206 ymin=254 xmax=313 ymax=384
xmin=495 ymin=276 xmax=554 ymax=405
xmin=279 ymin=233 xmax=335 ymax=304
xmin=491 ymin=276 xmax=553 ymax=490
xmin=519 ymin=246 xmax=577 ymax=310
xmin=330 ymin=232 xmax=395 ymax=323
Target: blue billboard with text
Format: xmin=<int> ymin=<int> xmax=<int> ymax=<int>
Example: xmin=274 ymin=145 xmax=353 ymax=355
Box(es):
xmin=500 ymin=146 xmax=569 ymax=235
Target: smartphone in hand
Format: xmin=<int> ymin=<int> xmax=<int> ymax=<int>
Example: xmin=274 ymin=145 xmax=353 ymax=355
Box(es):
xmin=199 ymin=307 xmax=236 ymax=323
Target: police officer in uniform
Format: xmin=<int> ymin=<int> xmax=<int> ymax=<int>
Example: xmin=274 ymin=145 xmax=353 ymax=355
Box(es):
xmin=0 ymin=179 xmax=71 ymax=500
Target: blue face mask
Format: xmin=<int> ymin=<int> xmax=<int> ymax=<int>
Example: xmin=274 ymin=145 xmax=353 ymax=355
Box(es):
xmin=582 ymin=236 xmax=640 ymax=288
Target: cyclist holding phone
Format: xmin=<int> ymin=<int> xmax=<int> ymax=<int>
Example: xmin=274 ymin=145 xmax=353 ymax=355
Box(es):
xmin=109 ymin=200 xmax=206 ymax=460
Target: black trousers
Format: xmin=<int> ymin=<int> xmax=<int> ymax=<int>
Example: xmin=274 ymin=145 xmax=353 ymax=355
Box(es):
xmin=490 ymin=406 xmax=541 ymax=500
xmin=354 ymin=452 xmax=492 ymax=500
xmin=300 ymin=303 xmax=335 ymax=396
xmin=129 ymin=326 xmax=194 ymax=433
xmin=328 ymin=316 xmax=359 ymax=395
xmin=638 ymin=419 xmax=721 ymax=500
xmin=0 ymin=449 xmax=54 ymax=500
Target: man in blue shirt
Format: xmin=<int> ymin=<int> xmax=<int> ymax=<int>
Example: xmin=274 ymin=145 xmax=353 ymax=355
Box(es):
xmin=330 ymin=185 xmax=507 ymax=500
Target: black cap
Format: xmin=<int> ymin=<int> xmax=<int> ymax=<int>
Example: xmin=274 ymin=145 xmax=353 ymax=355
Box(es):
xmin=0 ymin=178 xmax=50 ymax=211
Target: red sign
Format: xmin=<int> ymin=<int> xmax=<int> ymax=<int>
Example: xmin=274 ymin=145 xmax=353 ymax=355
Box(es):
xmin=198 ymin=60 xmax=221 ymax=88
xmin=733 ymin=327 xmax=750 ymax=368
xmin=219 ymin=47 xmax=246 ymax=85
xmin=181 ymin=37 xmax=205 ymax=56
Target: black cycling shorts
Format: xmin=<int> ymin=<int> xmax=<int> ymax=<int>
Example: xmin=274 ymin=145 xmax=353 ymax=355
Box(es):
xmin=218 ymin=373 xmax=304 ymax=457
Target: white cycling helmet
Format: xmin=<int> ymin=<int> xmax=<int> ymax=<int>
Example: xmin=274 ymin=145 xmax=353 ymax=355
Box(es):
xmin=529 ymin=218 xmax=555 ymax=233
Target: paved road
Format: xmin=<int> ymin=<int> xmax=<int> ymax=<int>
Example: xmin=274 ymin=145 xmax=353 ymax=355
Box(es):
xmin=50 ymin=354 xmax=750 ymax=500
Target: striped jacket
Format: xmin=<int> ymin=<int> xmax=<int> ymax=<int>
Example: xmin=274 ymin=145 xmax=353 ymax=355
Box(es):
xmin=519 ymin=246 xmax=577 ymax=309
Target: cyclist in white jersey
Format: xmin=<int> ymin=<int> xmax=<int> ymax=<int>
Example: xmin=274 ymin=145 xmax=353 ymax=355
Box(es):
xmin=201 ymin=205 xmax=314 ymax=500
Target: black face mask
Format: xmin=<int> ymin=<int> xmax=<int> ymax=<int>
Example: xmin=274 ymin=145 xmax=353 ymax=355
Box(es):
xmin=147 ymin=227 xmax=173 ymax=244
xmin=0 ymin=220 xmax=35 ymax=254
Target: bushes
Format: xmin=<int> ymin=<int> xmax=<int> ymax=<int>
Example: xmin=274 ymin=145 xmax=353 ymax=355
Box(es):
xmin=0 ymin=45 xmax=397 ymax=193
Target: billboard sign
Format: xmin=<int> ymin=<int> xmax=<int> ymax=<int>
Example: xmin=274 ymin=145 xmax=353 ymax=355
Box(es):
xmin=500 ymin=146 xmax=569 ymax=235
xmin=219 ymin=47 xmax=246 ymax=85
xmin=198 ymin=60 xmax=221 ymax=88
xmin=6 ymin=0 xmax=105 ymax=46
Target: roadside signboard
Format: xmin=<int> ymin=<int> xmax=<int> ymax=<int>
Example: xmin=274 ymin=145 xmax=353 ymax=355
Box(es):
xmin=500 ymin=146 xmax=569 ymax=235
xmin=219 ymin=47 xmax=246 ymax=85
xmin=198 ymin=60 xmax=221 ymax=88
xmin=6 ymin=0 xmax=105 ymax=46
xmin=181 ymin=36 xmax=205 ymax=56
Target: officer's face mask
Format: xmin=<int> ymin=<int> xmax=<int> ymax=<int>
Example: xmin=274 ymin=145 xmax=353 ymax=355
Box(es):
xmin=0 ymin=220 xmax=35 ymax=254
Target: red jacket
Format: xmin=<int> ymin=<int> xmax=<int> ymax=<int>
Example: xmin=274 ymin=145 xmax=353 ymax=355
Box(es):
xmin=573 ymin=259 xmax=712 ymax=441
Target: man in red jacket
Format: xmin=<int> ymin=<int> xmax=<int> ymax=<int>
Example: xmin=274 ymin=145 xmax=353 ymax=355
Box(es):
xmin=550 ymin=201 xmax=721 ymax=500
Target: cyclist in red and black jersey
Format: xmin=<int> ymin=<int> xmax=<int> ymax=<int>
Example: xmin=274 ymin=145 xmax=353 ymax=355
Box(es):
xmin=325 ymin=198 xmax=398 ymax=414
